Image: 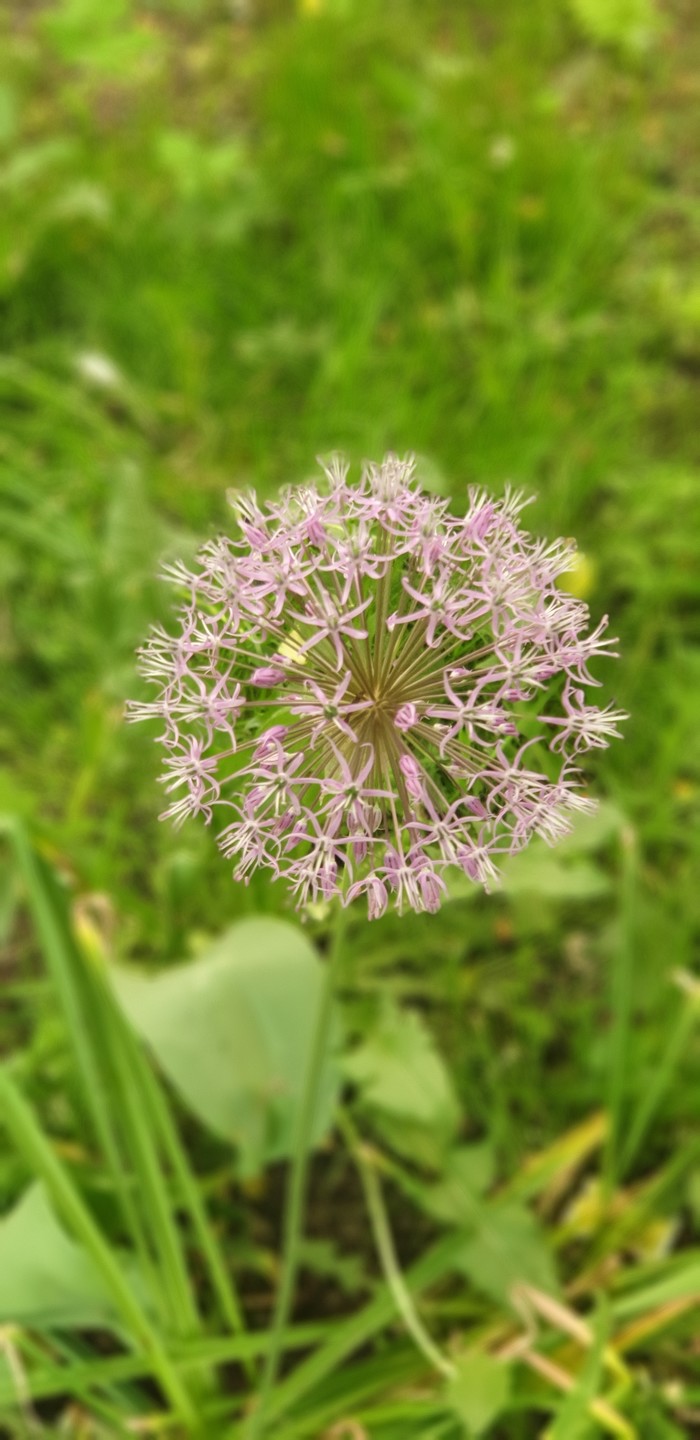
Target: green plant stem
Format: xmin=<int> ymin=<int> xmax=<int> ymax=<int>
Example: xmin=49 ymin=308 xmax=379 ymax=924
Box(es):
xmin=340 ymin=1112 xmax=456 ymax=1381
xmin=247 ymin=904 xmax=346 ymax=1439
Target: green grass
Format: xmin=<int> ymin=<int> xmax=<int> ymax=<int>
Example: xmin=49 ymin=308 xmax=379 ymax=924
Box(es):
xmin=1 ymin=0 xmax=700 ymax=1435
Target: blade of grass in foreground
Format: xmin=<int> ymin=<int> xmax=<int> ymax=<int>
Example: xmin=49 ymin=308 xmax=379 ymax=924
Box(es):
xmin=0 ymin=1064 xmax=199 ymax=1433
xmin=22 ymin=1330 xmax=154 ymax=1433
xmin=0 ymin=1326 xmax=326 ymax=1411
xmin=545 ymin=1301 xmax=612 ymax=1440
xmin=233 ymin=1231 xmax=467 ymax=1436
xmin=250 ymin=1344 xmax=435 ymax=1440
xmin=4 ymin=818 xmax=247 ymax=1355
xmin=9 ymin=816 xmax=198 ymax=1340
xmin=85 ymin=882 xmax=249 ymax=1354
xmin=134 ymin=1040 xmax=250 ymax=1344
xmin=90 ymin=974 xmax=202 ymax=1341
xmin=0 ymin=819 xmax=156 ymax=1290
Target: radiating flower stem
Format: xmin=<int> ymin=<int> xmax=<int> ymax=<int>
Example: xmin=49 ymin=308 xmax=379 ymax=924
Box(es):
xmin=130 ymin=456 xmax=624 ymax=917
xmin=247 ymin=902 xmax=347 ymax=1439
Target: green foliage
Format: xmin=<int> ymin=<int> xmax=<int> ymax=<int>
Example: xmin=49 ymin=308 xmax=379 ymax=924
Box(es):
xmin=567 ymin=0 xmax=660 ymax=55
xmin=545 ymin=1302 xmax=610 ymax=1439
xmin=1 ymin=0 xmax=700 ymax=1434
xmin=421 ymin=1149 xmax=559 ymax=1305
xmin=445 ymin=1351 xmax=511 ymax=1437
xmin=500 ymin=846 xmax=611 ymax=902
xmin=111 ymin=918 xmax=341 ymax=1176
xmin=343 ymin=1002 xmax=461 ymax=1168
xmin=499 ymin=800 xmax=625 ymax=901
xmin=40 ymin=0 xmax=162 ymax=74
xmin=453 ymin=1202 xmax=559 ymax=1306
xmin=421 ymin=1146 xmax=496 ymax=1223
xmin=0 ymin=1183 xmax=136 ymax=1330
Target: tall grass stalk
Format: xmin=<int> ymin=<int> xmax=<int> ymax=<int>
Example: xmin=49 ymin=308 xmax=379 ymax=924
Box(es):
xmin=0 ymin=1066 xmax=200 ymax=1431
xmin=603 ymin=826 xmax=638 ymax=1196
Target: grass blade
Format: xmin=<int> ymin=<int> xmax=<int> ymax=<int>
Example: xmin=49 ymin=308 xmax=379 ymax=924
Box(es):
xmin=1 ymin=820 xmax=155 ymax=1284
xmin=0 ymin=1065 xmax=199 ymax=1432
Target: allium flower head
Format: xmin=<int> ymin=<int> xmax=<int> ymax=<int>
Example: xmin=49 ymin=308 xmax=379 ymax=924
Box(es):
xmin=128 ymin=455 xmax=625 ymax=918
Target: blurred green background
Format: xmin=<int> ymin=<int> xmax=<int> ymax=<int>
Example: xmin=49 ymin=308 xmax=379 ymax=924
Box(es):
xmin=2 ymin=0 xmax=700 ymax=1436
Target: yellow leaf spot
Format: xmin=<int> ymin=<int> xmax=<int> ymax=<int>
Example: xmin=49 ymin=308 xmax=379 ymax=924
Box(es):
xmin=556 ymin=550 xmax=597 ymax=600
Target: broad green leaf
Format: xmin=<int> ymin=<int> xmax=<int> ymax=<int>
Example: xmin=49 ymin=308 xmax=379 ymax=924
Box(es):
xmin=454 ymin=1201 xmax=559 ymax=1306
xmin=421 ymin=1145 xmax=495 ymax=1225
xmin=499 ymin=803 xmax=623 ymax=900
xmin=554 ymin=801 xmax=625 ymax=857
xmin=110 ymin=918 xmax=340 ymax=1176
xmin=0 ymin=1184 xmax=123 ymax=1330
xmin=446 ymin=1351 xmax=511 ymax=1437
xmin=500 ymin=847 xmax=610 ymax=901
xmin=343 ymin=1003 xmax=461 ymax=1168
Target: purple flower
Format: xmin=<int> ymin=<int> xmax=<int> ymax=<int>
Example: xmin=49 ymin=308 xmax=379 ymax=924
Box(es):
xmin=394 ymin=702 xmax=418 ymax=733
xmin=127 ymin=454 xmax=625 ymax=918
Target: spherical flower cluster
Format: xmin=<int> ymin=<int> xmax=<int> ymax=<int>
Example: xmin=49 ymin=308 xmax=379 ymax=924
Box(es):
xmin=127 ymin=456 xmax=625 ymax=919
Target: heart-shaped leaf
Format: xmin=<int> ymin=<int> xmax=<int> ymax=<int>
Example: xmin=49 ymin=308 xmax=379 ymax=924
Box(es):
xmin=110 ymin=918 xmax=341 ymax=1176
xmin=445 ymin=1351 xmax=511 ymax=1436
xmin=0 ymin=1184 xmax=127 ymax=1330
